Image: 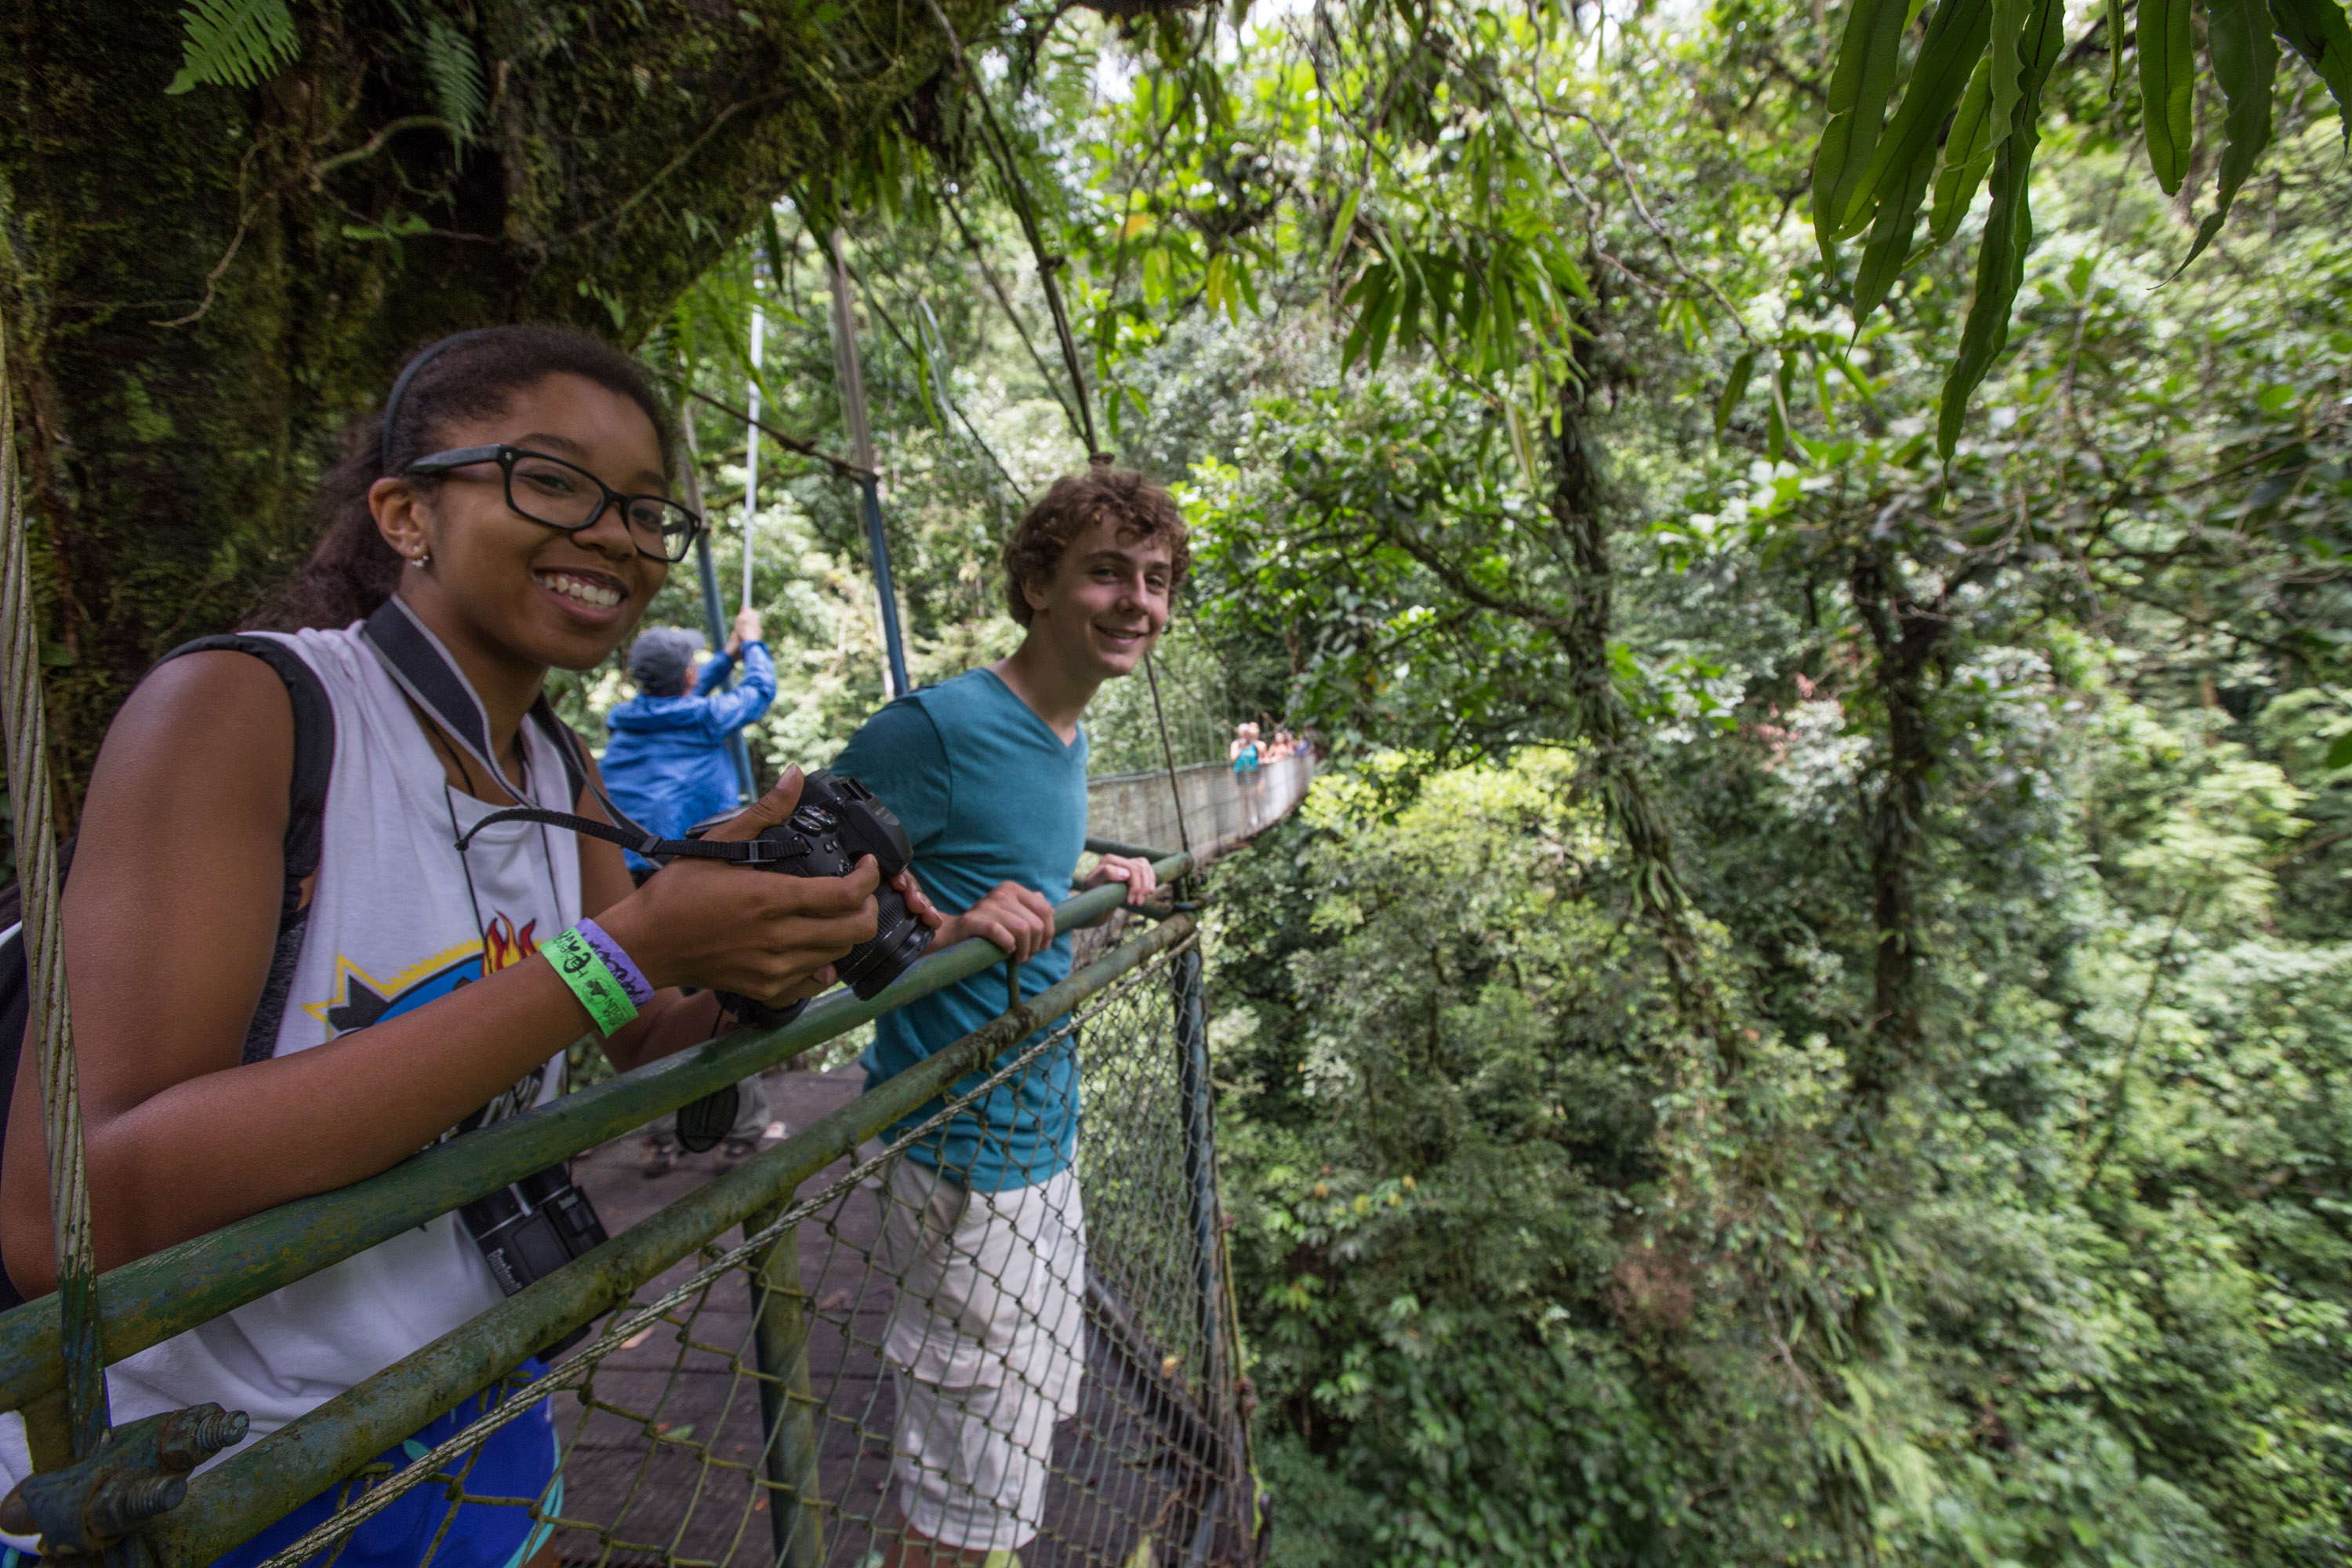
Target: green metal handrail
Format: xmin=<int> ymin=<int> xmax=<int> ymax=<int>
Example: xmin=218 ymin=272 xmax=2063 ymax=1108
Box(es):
xmin=147 ymin=909 xmax=1201 ymax=1568
xmin=0 ymin=851 xmax=1189 ymax=1422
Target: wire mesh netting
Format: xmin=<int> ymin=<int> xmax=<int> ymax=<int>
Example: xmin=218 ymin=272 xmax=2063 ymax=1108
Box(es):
xmin=244 ymin=929 xmax=1251 ymax=1568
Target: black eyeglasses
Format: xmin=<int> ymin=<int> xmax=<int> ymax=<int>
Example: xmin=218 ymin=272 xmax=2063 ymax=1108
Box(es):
xmin=405 ymin=445 xmax=703 ymax=563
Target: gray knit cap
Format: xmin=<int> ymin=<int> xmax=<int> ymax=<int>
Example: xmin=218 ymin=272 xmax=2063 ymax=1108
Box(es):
xmin=627 ymin=626 xmax=705 ymax=693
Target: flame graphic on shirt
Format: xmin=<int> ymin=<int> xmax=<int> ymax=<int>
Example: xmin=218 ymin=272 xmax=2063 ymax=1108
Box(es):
xmin=302 ymin=912 xmax=542 ymax=1036
xmin=481 ymin=913 xmax=540 ymax=977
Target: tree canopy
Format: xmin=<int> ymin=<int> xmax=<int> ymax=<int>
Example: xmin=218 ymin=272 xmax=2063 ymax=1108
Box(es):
xmin=7 ymin=0 xmax=2352 ymax=1558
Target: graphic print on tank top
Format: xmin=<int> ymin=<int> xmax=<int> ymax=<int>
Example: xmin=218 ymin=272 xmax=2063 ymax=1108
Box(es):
xmin=303 ymin=909 xmax=557 ymax=1139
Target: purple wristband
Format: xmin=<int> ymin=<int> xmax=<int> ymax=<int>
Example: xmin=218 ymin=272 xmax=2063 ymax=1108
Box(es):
xmin=573 ymin=917 xmax=654 ymax=1007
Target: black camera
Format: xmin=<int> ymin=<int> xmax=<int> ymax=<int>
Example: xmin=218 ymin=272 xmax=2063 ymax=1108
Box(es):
xmin=698 ymin=769 xmax=934 ymax=1008
xmin=461 ymin=1163 xmax=609 ymax=1352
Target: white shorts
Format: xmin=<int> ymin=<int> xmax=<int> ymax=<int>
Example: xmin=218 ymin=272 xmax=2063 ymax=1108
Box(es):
xmin=875 ymin=1160 xmax=1086 ymax=1552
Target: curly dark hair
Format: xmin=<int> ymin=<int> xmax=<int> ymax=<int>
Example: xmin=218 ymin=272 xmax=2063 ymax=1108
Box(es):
xmin=1000 ymin=464 xmax=1189 ymax=626
xmin=248 ymin=325 xmax=682 ymax=631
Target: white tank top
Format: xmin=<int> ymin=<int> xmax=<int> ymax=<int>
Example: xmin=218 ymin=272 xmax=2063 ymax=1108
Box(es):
xmin=0 ymin=621 xmax=584 ymax=1504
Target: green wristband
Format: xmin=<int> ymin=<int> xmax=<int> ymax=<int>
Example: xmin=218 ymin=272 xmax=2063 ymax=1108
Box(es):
xmin=542 ymin=926 xmax=641 ymax=1036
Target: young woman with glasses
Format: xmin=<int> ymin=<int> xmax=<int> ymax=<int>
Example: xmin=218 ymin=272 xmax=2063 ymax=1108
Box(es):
xmin=0 ymin=325 xmax=920 ymax=1568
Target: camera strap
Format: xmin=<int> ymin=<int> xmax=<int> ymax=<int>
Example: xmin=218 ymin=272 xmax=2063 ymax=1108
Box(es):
xmin=450 ymin=804 xmax=802 ymax=865
xmin=362 ymin=599 xmax=665 ymax=846
xmin=361 ymin=601 xmax=809 ymax=866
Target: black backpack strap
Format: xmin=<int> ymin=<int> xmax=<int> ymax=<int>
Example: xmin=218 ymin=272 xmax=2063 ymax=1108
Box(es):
xmin=157 ymin=636 xmax=337 ymax=1061
xmin=162 ymin=636 xmax=336 ymax=906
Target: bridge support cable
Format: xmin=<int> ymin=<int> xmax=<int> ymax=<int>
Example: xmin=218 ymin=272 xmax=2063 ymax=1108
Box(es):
xmin=679 ymin=395 xmax=756 ymax=802
xmin=827 ymin=230 xmax=913 ymax=699
xmin=0 ymin=307 xmax=112 ymax=1465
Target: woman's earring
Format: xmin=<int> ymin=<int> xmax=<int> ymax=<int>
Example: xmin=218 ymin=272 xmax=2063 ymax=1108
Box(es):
xmin=409 ymin=547 xmax=430 ymax=569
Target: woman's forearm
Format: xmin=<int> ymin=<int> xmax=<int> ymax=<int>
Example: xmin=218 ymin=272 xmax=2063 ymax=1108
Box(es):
xmin=602 ymin=988 xmax=727 ymax=1074
xmin=65 ymin=955 xmax=598 ymax=1275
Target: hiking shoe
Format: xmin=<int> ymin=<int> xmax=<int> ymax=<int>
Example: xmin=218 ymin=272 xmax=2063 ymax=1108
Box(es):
xmin=718 ymin=1134 xmax=760 ymax=1167
xmin=641 ymin=1141 xmax=676 ymax=1178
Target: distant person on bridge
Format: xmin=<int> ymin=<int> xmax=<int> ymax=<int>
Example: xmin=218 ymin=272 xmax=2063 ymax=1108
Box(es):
xmin=600 ymin=608 xmax=776 ymax=878
xmin=601 ymin=608 xmax=782 ymax=1173
xmin=831 ymin=463 xmax=1179 ymax=1566
xmin=1230 ymin=719 xmax=1263 ymax=828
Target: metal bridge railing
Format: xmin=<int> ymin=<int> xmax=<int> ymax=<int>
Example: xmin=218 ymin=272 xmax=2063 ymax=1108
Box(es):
xmin=0 ymin=850 xmax=1258 ymax=1568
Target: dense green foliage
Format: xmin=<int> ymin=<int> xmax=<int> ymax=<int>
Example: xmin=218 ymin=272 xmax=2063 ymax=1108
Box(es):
xmin=9 ymin=0 xmax=2352 ymax=1557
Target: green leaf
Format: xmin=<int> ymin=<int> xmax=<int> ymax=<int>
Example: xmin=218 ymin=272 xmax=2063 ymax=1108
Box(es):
xmin=1767 ymin=353 xmax=1795 ymax=461
xmin=1853 ymin=140 xmax=1938 ymax=327
xmin=2269 ymin=0 xmax=2352 ymax=143
xmin=1940 ymin=0 xmax=2065 ymax=456
xmin=1364 ymin=279 xmax=1401 ymax=372
xmin=1990 ymin=0 xmax=2030 ymax=153
xmin=1232 ymin=256 xmax=1263 ymax=316
xmin=1504 ymin=398 xmax=1540 ymax=492
xmin=2325 ymin=731 xmax=2352 ymax=768
xmin=1324 ymin=188 xmax=1363 ymax=274
xmin=1813 ymin=0 xmax=1915 ymax=249
xmin=165 ymin=0 xmax=298 ymax=94
xmin=1425 ymin=254 xmax=1458 ymax=347
xmin=1929 ymin=54 xmax=1998 ymax=243
xmin=2172 ymin=0 xmax=2278 ymax=274
xmin=1840 ymin=0 xmax=1993 ymax=238
xmin=422 ymin=18 xmax=486 ymax=143
xmin=1340 ymin=263 xmax=1392 ymax=373
xmin=2140 ymin=0 xmax=2198 ymax=192
xmin=2108 ymin=0 xmax=2129 ymax=96
xmin=1715 ymin=350 xmax=1756 ymax=437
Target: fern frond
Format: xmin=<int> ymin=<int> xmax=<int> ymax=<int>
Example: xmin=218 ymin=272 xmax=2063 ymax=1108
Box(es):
xmin=421 ymin=19 xmax=487 ymax=143
xmin=166 ymin=0 xmax=299 ymax=96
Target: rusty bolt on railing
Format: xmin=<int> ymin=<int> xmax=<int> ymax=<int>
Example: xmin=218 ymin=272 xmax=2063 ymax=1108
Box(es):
xmin=0 ymin=1404 xmax=249 ymax=1556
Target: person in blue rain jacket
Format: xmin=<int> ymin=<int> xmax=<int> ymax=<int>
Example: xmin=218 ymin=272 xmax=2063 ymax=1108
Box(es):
xmin=601 ymin=608 xmax=776 ymax=876
xmin=601 ymin=607 xmax=782 ymax=1175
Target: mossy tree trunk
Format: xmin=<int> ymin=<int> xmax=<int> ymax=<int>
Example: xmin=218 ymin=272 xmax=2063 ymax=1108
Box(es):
xmin=0 ymin=0 xmax=997 ymax=822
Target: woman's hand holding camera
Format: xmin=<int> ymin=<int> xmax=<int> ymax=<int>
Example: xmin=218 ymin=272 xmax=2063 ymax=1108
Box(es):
xmin=597 ymin=767 xmax=881 ymax=1011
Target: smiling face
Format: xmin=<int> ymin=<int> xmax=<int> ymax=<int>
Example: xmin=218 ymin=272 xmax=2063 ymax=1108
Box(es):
xmin=1021 ymin=516 xmax=1174 ymax=684
xmin=371 ymin=372 xmax=673 ymax=677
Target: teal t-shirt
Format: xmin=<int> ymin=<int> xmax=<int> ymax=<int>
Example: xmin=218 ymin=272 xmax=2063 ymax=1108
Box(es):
xmin=831 ymin=668 xmax=1090 ymax=1191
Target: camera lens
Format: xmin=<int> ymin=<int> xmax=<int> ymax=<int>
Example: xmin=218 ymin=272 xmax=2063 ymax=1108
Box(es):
xmin=833 ymin=884 xmax=935 ymax=999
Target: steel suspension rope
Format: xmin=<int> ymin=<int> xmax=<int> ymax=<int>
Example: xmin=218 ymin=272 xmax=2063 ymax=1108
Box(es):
xmin=1143 ymin=657 xmax=1196 ymax=863
xmin=0 ymin=314 xmax=112 ymax=1461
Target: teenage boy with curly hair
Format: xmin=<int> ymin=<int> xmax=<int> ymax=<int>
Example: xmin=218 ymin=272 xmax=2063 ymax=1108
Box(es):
xmin=832 ymin=463 xmax=1185 ymax=1566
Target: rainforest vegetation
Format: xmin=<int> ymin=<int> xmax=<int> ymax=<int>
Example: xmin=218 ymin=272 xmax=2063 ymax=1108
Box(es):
xmin=5 ymin=0 xmax=2352 ymax=1559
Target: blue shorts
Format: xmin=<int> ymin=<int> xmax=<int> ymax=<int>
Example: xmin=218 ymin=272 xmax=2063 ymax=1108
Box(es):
xmin=4 ymin=1369 xmax=561 ymax=1568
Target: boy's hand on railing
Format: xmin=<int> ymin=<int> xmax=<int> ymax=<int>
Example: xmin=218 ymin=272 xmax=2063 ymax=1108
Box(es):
xmin=600 ymin=766 xmax=883 ymax=1010
xmin=1078 ymin=853 xmax=1159 ymax=908
xmin=935 ymin=880 xmax=1058 ymax=963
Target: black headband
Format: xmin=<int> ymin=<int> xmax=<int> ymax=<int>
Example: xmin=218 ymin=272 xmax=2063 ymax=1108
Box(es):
xmin=379 ymin=328 xmax=494 ymax=473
